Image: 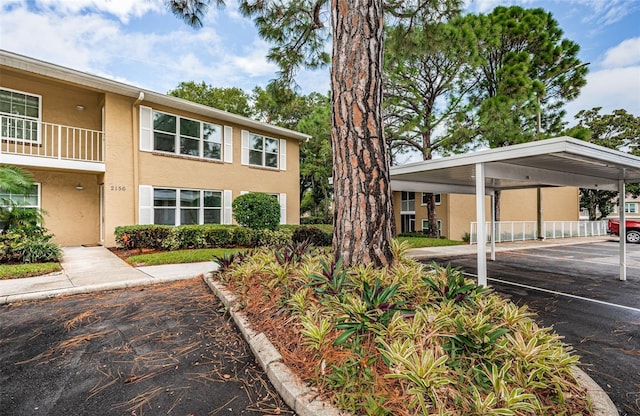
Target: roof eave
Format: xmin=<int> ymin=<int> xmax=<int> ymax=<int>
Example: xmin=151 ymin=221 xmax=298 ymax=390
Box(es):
xmin=0 ymin=50 xmax=310 ymax=142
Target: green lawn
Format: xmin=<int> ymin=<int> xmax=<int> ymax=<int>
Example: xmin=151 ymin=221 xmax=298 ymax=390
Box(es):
xmin=394 ymin=236 xmax=464 ymax=248
xmin=126 ymin=248 xmax=245 ymax=266
xmin=0 ymin=263 xmax=61 ymax=280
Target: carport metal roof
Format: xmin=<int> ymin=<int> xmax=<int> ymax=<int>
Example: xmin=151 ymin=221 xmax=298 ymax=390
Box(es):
xmin=389 ymin=136 xmax=640 ymax=285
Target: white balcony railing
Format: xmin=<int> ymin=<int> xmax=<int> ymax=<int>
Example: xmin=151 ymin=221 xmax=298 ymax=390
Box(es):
xmin=470 ymin=220 xmax=609 ymax=244
xmin=1 ymin=115 xmax=104 ymax=163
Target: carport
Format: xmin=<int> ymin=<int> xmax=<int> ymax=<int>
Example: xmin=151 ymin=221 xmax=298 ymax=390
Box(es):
xmin=390 ymin=136 xmax=640 ymax=285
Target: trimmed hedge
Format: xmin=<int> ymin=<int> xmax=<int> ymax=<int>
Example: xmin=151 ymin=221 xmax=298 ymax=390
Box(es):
xmin=114 ymin=224 xmax=332 ymax=251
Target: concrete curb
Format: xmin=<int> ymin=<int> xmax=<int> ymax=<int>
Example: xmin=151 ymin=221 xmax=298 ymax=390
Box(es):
xmin=572 ymin=366 xmax=619 ymax=416
xmin=0 ymin=275 xmax=195 ymax=305
xmin=203 ymin=274 xmax=620 ymax=416
xmin=204 ymin=275 xmax=347 ymax=416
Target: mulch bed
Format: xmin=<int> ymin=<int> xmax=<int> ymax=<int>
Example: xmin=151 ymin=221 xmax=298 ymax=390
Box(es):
xmin=0 ymin=278 xmax=292 ymax=415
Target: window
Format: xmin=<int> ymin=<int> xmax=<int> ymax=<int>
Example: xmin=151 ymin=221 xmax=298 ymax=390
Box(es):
xmin=401 ymin=192 xmax=415 ymax=212
xmin=152 ymin=110 xmax=222 ymax=160
xmin=0 ymin=184 xmax=40 ymax=229
xmin=0 ymin=88 xmax=40 ymax=142
xmin=248 ymin=133 xmax=279 ymax=168
xmin=421 ymin=193 xmax=441 ymax=205
xmin=421 ymin=219 xmax=442 ymax=235
xmin=626 ymin=203 xmax=638 ymax=214
xmin=153 ymin=188 xmax=222 ymax=226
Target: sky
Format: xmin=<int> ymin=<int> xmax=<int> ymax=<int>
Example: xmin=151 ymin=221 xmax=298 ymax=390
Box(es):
xmin=1 ymin=0 xmax=639 ymax=128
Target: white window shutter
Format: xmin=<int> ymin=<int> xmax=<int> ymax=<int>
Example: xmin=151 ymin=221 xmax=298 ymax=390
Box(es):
xmin=241 ymin=130 xmax=249 ymax=165
xmin=279 ymin=193 xmax=287 ymax=224
xmin=224 ymin=126 xmax=233 ymax=163
xmin=139 ymin=106 xmax=153 ymax=151
xmin=279 ymin=139 xmax=287 ymax=171
xmin=223 ymin=190 xmax=232 ymax=224
xmin=139 ymin=185 xmax=153 ymax=224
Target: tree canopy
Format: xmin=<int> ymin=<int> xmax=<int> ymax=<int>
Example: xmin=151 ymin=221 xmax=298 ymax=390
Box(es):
xmin=169 ymin=81 xmax=253 ymax=117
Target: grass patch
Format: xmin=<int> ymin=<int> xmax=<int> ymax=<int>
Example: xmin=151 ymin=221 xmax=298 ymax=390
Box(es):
xmin=126 ymin=248 xmax=245 ymax=266
xmin=395 ymin=236 xmax=464 ymax=248
xmin=0 ymin=263 xmax=61 ymax=280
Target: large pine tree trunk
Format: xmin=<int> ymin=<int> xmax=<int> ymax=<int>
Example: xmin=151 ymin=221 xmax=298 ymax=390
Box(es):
xmin=331 ymin=0 xmax=395 ymax=267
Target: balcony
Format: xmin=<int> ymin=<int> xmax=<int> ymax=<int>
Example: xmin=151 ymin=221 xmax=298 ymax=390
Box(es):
xmin=0 ymin=115 xmax=105 ymax=172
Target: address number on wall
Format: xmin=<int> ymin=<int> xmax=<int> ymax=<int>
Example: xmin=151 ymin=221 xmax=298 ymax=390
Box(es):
xmin=110 ymin=186 xmax=127 ymax=191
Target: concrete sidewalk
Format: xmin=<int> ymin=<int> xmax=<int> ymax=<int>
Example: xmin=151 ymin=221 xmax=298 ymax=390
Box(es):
xmin=0 ymin=246 xmax=216 ymax=304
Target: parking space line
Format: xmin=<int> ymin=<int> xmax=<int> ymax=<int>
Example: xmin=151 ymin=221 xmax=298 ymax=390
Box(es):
xmin=504 ymin=251 xmax=640 ymax=270
xmin=462 ymin=272 xmax=640 ymax=313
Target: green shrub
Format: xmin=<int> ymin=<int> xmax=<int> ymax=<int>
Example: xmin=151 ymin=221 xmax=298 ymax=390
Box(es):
xmin=292 ymin=226 xmax=332 ymax=246
xmin=114 ymin=225 xmax=172 ymax=250
xmin=300 ymin=216 xmax=331 ymax=225
xmin=254 ymin=228 xmax=294 ymax=247
xmin=232 ymin=192 xmax=281 ymax=230
xmin=19 ymin=240 xmax=62 ymax=263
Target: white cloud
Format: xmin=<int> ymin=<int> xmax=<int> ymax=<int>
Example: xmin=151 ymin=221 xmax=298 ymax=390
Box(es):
xmin=602 ymin=37 xmax=640 ymax=68
xmin=564 ymin=66 xmax=640 ymax=121
xmin=7 ymin=0 xmax=164 ymax=23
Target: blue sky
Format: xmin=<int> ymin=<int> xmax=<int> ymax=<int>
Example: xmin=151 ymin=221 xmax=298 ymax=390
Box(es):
xmin=1 ymin=0 xmax=639 ymax=126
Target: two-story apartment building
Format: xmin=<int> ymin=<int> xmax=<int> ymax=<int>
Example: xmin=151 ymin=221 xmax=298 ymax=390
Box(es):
xmin=393 ymin=187 xmax=579 ymax=241
xmin=0 ymin=50 xmax=307 ymax=247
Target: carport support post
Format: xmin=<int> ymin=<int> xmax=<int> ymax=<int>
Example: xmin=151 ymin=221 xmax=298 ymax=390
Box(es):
xmin=490 ymin=193 xmax=496 ymax=261
xmin=619 ymin=179 xmax=627 ymax=281
xmin=476 ymin=163 xmax=487 ymax=286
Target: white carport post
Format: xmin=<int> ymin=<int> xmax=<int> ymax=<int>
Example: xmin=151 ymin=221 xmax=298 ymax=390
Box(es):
xmin=476 ymin=163 xmax=487 ymax=286
xmin=619 ymin=179 xmax=627 ymax=281
xmin=490 ymin=193 xmax=496 ymax=261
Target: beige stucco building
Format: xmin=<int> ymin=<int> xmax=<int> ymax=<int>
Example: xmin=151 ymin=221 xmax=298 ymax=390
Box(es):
xmin=393 ymin=187 xmax=579 ymax=241
xmin=1 ymin=50 xmax=306 ymax=247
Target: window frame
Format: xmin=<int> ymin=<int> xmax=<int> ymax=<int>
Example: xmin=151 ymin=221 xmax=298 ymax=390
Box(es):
xmin=421 ymin=192 xmax=441 ymax=206
xmin=152 ymin=109 xmax=223 ymax=161
xmin=247 ymin=132 xmax=279 ymax=169
xmin=625 ymin=202 xmax=638 ymax=214
xmin=0 ymin=87 xmax=42 ymax=143
xmin=152 ymin=187 xmax=223 ymax=226
xmin=0 ymin=183 xmax=41 ymax=229
xmin=401 ymin=191 xmax=415 ymax=213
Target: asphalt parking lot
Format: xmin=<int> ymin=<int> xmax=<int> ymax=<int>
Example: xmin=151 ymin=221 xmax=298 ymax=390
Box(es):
xmin=424 ymin=239 xmax=640 ymax=416
xmin=0 ymin=278 xmax=292 ymax=416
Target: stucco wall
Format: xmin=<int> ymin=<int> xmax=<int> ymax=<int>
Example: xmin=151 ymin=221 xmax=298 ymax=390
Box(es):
xmin=26 ymin=168 xmax=101 ymax=246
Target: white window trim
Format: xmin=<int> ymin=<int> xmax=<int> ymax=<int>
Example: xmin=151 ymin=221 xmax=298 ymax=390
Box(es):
xmin=626 ymin=202 xmax=639 ymax=214
xmin=0 ymin=183 xmax=41 ymax=210
xmin=241 ymin=130 xmax=285 ymax=170
xmin=139 ymin=185 xmax=230 ymax=226
xmin=401 ymin=191 xmax=416 ymax=214
xmin=421 ymin=192 xmax=441 ymax=206
xmin=140 ymin=107 xmax=230 ymax=162
xmin=0 ymin=87 xmax=42 ymax=144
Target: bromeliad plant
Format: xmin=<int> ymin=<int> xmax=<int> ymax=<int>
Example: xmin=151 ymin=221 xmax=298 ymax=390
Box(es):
xmin=213 ymin=242 xmax=592 ymax=416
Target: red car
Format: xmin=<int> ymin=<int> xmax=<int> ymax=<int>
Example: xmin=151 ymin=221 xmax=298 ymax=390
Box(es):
xmin=608 ymin=219 xmax=640 ymax=243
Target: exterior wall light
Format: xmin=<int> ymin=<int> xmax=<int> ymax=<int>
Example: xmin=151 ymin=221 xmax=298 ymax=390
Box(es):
xmin=75 ymin=184 xmax=84 ymax=191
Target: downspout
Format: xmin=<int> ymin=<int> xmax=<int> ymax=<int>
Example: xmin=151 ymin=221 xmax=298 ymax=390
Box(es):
xmin=132 ymin=92 xmax=144 ymax=224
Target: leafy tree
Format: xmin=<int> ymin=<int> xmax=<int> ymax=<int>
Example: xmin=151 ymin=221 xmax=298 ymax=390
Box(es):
xmin=447 ymin=5 xmax=587 ymax=219
xmin=383 ymin=10 xmax=473 ymax=237
xmin=296 ymin=94 xmax=332 ymax=222
xmin=232 ymin=192 xmax=281 ymax=230
xmin=0 ymin=165 xmax=34 ymax=195
xmin=169 ymin=0 xmax=458 ymax=267
xmin=565 ymin=107 xmax=640 ymax=218
xmin=168 ymin=81 xmax=253 ymax=117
